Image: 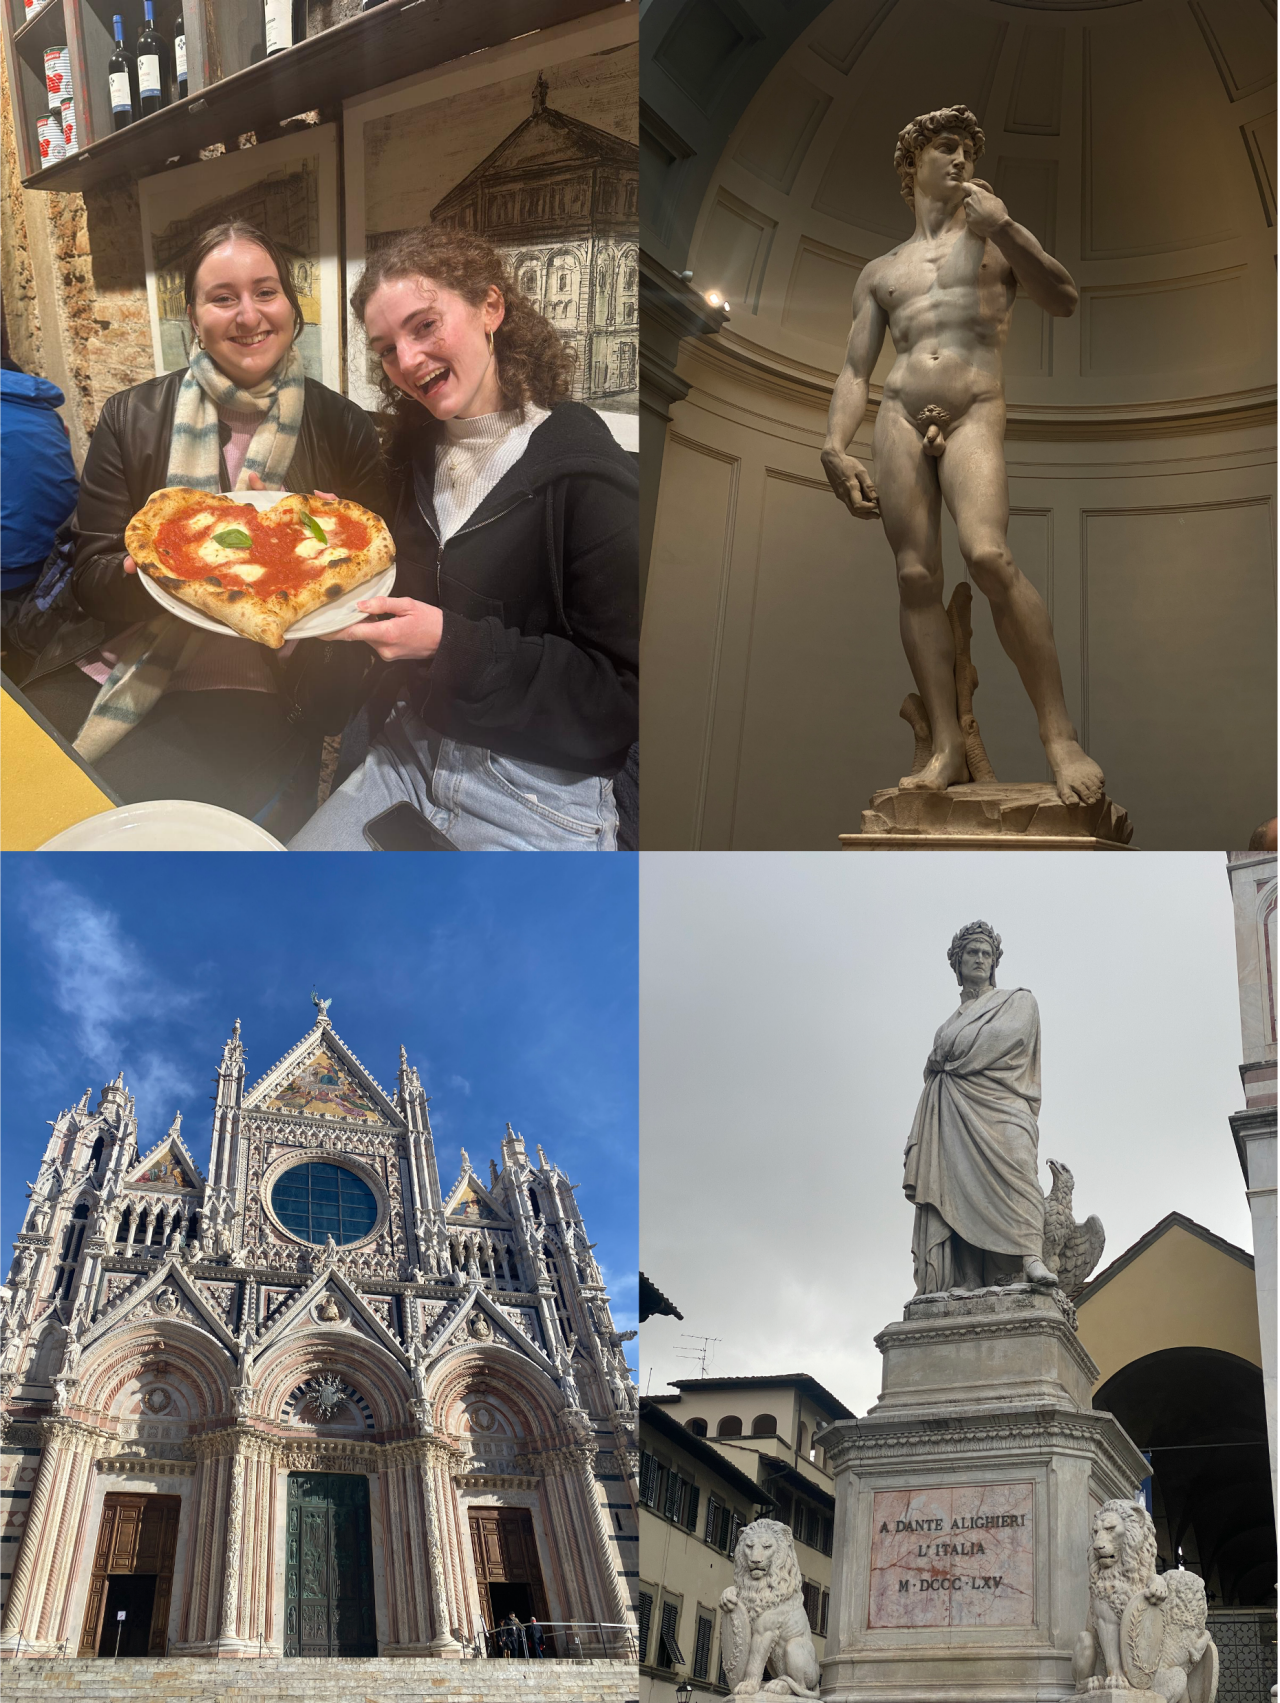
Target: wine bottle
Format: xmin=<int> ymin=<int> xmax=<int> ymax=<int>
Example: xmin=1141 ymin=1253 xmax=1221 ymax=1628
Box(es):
xmin=175 ymin=24 xmax=187 ymax=100
xmin=108 ymin=15 xmax=136 ymax=131
xmin=136 ymin=1 xmax=167 ymax=116
xmin=264 ymin=0 xmax=306 ymax=55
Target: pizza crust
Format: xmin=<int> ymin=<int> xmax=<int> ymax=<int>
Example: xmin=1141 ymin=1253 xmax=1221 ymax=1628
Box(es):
xmin=125 ymin=486 xmax=395 ymax=649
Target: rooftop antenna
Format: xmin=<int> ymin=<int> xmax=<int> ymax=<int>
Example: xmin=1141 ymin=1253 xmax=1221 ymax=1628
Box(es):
xmin=674 ymin=1334 xmax=721 ymax=1379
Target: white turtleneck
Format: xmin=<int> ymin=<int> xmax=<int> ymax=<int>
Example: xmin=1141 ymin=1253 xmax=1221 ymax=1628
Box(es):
xmin=432 ymin=404 xmax=551 ymax=543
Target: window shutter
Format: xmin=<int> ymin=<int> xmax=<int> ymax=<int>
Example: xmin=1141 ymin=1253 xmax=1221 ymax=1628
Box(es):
xmin=705 ymin=1495 xmax=720 ymax=1544
xmin=659 ymin=1600 xmax=685 ymax=1669
xmin=802 ymin=1581 xmax=820 ymax=1630
xmin=693 ymin=1612 xmax=714 ymax=1679
xmin=820 ymin=1589 xmax=830 ymax=1637
xmin=685 ymin=1484 xmax=700 ymax=1531
xmin=637 ymin=1590 xmax=653 ymax=1663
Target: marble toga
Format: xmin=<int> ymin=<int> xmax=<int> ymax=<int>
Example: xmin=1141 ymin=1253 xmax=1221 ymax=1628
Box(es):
xmin=904 ymin=986 xmax=1045 ymax=1293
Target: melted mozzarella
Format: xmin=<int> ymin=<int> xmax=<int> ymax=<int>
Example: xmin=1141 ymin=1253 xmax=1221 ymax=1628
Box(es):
xmin=196 ymin=536 xmax=250 ymax=566
xmin=227 ymin=563 xmax=266 ymax=583
xmin=296 ymin=538 xmax=327 ymax=560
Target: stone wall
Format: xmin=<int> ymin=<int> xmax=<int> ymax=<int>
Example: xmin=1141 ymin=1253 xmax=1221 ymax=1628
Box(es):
xmin=0 ymin=52 xmax=42 ymax=376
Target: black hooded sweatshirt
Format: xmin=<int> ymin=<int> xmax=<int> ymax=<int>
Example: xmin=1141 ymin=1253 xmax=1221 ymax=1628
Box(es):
xmin=349 ymin=399 xmax=638 ymax=781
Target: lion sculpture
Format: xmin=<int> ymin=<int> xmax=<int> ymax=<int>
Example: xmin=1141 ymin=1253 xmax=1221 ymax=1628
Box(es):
xmin=1073 ymin=1500 xmax=1217 ymax=1703
xmin=719 ymin=1519 xmax=822 ymax=1699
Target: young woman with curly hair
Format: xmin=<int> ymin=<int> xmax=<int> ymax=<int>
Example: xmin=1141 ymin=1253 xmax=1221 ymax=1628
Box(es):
xmin=291 ymin=227 xmax=638 ymax=851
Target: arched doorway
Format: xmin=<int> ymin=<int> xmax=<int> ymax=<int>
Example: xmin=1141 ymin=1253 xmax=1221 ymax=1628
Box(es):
xmin=283 ymin=1472 xmax=376 ymax=1658
xmin=1096 ymin=1347 xmax=1274 ymax=1603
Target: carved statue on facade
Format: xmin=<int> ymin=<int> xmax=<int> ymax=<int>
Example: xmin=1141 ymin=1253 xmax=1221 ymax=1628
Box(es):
xmin=719 ymin=1520 xmax=822 ymax=1699
xmin=822 ymin=105 xmax=1104 ymax=810
xmin=1073 ymin=1500 xmax=1218 ymax=1703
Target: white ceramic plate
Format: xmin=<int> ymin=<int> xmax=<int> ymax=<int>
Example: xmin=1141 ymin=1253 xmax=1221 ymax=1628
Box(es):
xmin=136 ymin=487 xmax=395 ymax=641
xmin=40 ymin=801 xmax=287 ymax=851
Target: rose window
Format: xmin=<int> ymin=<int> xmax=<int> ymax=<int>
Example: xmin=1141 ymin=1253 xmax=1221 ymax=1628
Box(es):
xmin=271 ymin=1162 xmax=377 ymax=1245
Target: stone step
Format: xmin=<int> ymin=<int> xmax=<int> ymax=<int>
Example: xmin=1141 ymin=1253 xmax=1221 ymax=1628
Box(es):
xmin=2 ymin=1657 xmax=640 ymax=1703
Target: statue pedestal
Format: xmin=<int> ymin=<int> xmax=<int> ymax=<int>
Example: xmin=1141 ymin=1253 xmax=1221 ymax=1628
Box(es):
xmin=839 ymin=782 xmax=1135 ymax=849
xmin=817 ymin=1291 xmax=1149 ymax=1703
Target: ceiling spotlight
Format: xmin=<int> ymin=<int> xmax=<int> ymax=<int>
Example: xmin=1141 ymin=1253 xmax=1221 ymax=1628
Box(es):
xmin=705 ymin=290 xmax=722 ymax=306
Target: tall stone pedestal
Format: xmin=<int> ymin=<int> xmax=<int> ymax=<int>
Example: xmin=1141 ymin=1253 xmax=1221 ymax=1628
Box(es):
xmin=817 ymin=1287 xmax=1149 ymax=1703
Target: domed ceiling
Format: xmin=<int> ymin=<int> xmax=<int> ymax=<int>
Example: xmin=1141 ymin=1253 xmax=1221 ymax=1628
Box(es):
xmin=677 ymin=0 xmax=1275 ymax=416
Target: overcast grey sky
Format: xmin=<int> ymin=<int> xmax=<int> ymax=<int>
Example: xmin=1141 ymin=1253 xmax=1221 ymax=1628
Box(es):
xmin=640 ymin=853 xmax=1251 ymax=1418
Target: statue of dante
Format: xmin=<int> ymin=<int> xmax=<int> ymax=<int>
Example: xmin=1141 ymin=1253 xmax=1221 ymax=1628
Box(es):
xmin=821 ymin=105 xmax=1104 ymax=809
xmin=904 ymin=921 xmax=1055 ymax=1293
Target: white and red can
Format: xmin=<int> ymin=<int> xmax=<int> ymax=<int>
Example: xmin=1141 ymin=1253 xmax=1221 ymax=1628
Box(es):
xmin=43 ymin=46 xmax=71 ymax=109
xmin=61 ymin=97 xmax=77 ymax=153
xmin=37 ymin=113 xmax=66 ymax=168
xmin=24 ymin=0 xmax=50 ymax=22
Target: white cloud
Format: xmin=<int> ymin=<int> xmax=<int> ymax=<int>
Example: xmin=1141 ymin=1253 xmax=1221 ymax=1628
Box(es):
xmin=448 ymin=1073 xmax=473 ymax=1096
xmin=18 ymin=873 xmax=206 ymax=1145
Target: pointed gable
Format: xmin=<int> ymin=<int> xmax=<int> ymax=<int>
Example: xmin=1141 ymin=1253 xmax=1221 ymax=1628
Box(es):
xmin=446 ymin=1177 xmax=506 ymax=1224
xmin=132 ymin=1146 xmax=198 ymax=1191
xmin=431 ymin=106 xmax=637 ymax=224
xmin=264 ymin=1049 xmax=381 ymax=1122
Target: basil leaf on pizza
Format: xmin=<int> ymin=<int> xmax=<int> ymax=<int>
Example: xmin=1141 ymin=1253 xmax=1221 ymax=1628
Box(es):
xmin=124 ymin=487 xmax=395 ymax=649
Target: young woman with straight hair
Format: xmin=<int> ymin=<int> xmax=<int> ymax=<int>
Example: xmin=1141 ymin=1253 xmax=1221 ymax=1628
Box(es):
xmin=25 ymin=220 xmax=386 ymax=822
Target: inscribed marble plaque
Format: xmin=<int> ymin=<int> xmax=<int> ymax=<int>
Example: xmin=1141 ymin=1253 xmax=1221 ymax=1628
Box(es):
xmin=868 ymin=1482 xmax=1034 ymax=1628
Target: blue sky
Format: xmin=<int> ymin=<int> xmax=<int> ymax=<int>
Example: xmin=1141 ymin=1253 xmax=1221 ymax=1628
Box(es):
xmin=1 ymin=855 xmax=638 ymax=1369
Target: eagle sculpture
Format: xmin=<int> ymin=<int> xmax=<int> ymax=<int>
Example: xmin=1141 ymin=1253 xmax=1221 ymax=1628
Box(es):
xmin=1042 ymin=1159 xmax=1105 ymax=1295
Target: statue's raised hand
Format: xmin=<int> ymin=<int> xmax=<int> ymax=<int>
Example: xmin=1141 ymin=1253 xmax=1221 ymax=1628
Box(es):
xmin=960 ymin=179 xmax=1009 ymax=239
xmin=820 ymin=447 xmax=879 ymax=519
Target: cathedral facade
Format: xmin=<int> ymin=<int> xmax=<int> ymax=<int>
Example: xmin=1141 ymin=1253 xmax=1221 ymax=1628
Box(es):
xmin=0 ymin=1001 xmax=637 ymax=1662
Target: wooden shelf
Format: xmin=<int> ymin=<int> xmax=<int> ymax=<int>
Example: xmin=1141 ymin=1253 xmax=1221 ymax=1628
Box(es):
xmin=13 ymin=0 xmax=67 ymax=56
xmin=18 ymin=0 xmax=623 ymax=192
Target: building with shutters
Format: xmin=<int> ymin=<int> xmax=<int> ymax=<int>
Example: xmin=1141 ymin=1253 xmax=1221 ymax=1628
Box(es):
xmin=637 ymin=1396 xmax=771 ymax=1700
xmin=0 ymin=998 xmax=637 ymax=1665
xmin=639 ymin=1374 xmax=851 ymax=1695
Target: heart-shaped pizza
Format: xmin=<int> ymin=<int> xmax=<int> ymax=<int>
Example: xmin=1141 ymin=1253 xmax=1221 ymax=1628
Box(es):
xmin=125 ymin=487 xmax=395 ymax=649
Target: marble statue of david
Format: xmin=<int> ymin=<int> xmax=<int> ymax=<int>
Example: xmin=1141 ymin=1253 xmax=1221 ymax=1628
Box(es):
xmin=904 ymin=921 xmax=1056 ymax=1294
xmin=822 ymin=105 xmax=1104 ymax=810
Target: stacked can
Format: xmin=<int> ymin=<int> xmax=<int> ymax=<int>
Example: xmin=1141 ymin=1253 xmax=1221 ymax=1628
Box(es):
xmin=61 ymin=97 xmax=78 ymax=153
xmin=23 ymin=0 xmax=52 ymax=21
xmin=37 ymin=113 xmax=65 ymax=168
xmin=43 ymin=44 xmax=71 ymax=106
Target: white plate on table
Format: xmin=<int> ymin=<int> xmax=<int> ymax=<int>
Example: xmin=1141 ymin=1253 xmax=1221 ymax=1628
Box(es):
xmin=40 ymin=800 xmax=286 ymax=851
xmin=136 ymin=487 xmax=395 ymax=641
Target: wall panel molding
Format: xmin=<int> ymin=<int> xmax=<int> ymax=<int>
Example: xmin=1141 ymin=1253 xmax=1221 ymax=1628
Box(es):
xmin=642 ymin=431 xmax=742 ymax=849
xmin=1188 ymin=0 xmax=1277 ymax=103
xmin=1005 ymin=23 xmax=1065 ymax=135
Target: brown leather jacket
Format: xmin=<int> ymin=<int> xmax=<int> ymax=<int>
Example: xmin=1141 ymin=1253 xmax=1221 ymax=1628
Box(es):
xmin=70 ymin=368 xmax=389 ymax=730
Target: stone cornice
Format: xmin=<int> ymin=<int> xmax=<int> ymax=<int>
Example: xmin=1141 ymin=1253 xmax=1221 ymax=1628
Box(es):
xmin=679 ymin=330 xmax=1277 ymax=441
xmin=875 ymin=1314 xmax=1099 ymax=1386
xmin=821 ymin=1406 xmax=1149 ymax=1489
xmin=640 ymin=249 xmax=727 ymax=345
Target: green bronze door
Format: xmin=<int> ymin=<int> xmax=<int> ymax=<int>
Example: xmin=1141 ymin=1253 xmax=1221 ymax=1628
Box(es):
xmin=284 ymin=1473 xmax=376 ymax=1657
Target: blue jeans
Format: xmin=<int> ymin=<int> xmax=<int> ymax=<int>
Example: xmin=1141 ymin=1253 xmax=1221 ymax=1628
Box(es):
xmin=289 ymin=703 xmax=618 ymax=851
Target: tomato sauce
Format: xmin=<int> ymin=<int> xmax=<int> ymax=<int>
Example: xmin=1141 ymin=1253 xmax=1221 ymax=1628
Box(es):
xmin=153 ymin=501 xmax=370 ymax=602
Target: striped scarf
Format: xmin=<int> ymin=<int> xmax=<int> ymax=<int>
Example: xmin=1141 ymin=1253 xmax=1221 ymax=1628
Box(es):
xmin=167 ymin=343 xmax=306 ymax=490
xmin=73 ymin=346 xmax=306 ymax=765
